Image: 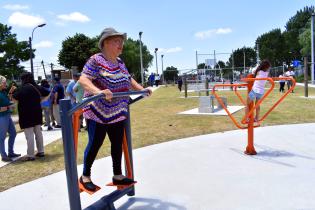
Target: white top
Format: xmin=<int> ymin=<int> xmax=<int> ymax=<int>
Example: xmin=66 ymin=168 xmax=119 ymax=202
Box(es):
xmin=252 ymin=70 xmax=269 ymax=94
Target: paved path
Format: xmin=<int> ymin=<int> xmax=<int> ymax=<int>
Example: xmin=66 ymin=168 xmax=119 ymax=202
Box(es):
xmin=0 ymin=127 xmax=62 ymax=168
xmin=0 ymin=123 xmax=314 ymax=210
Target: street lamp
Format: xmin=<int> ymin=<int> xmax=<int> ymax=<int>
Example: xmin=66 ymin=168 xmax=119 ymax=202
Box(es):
xmin=161 ymin=54 xmax=164 ymax=84
xmin=29 ymin=23 xmax=46 ymax=77
xmin=154 ymin=48 xmax=158 ymax=74
xmin=243 ymin=46 xmax=246 ymax=72
xmin=139 ymin=31 xmax=144 ymax=85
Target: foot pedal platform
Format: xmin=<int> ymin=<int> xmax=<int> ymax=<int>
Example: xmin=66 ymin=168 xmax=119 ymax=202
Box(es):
xmin=106 ymin=181 xmax=137 ymax=190
xmin=78 ymin=180 xmax=101 ymax=195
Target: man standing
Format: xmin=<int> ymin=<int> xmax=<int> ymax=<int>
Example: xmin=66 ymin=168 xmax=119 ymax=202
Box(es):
xmin=52 ymin=77 xmax=64 ymax=128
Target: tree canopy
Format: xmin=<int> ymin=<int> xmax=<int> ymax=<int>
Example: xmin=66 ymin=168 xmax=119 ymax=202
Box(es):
xmin=0 ymin=23 xmax=30 ymax=78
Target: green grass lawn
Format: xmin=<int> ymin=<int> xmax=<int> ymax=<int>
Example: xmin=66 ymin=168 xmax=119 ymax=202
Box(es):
xmin=1 ymin=84 xmax=315 ymax=191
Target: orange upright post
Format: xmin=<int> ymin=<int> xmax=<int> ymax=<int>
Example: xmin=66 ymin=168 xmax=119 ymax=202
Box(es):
xmin=244 ymin=74 xmax=257 ymax=155
xmin=72 ymin=109 xmax=83 ymax=157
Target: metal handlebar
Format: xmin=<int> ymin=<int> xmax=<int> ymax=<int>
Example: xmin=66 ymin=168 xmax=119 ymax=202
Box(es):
xmin=68 ymin=90 xmax=150 ymax=116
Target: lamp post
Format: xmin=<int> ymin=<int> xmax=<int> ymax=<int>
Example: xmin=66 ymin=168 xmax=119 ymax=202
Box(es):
xmin=243 ymin=46 xmax=246 ymax=73
xmin=154 ymin=48 xmax=158 ymax=74
xmin=29 ymin=23 xmax=46 ymax=77
xmin=139 ymin=31 xmax=144 ymax=85
xmin=311 ymin=13 xmax=314 ymax=84
xmin=161 ymin=54 xmax=164 ymax=84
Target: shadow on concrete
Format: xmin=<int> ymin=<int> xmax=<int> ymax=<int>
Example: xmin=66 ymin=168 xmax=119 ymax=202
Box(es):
xmin=117 ymin=197 xmax=187 ymax=210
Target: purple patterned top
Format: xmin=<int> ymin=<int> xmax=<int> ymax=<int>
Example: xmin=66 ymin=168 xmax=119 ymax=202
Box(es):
xmin=82 ymin=53 xmax=131 ymax=124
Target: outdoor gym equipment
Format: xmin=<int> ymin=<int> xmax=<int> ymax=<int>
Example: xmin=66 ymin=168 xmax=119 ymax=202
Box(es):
xmin=60 ymin=90 xmax=149 ymax=210
xmin=212 ymin=74 xmax=295 ymax=155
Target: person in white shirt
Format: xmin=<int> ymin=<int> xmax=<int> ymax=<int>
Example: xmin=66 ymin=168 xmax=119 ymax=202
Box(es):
xmin=245 ymin=60 xmax=271 ymax=122
xmin=279 ymin=74 xmax=285 ymax=92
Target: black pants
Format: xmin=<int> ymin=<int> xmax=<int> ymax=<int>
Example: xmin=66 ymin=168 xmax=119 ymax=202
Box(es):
xmin=83 ymin=119 xmax=125 ymax=176
xmin=279 ymin=82 xmax=285 ymax=92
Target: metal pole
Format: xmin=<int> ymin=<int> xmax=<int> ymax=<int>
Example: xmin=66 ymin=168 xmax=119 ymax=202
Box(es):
xmin=304 ymin=57 xmax=308 ymax=97
xmin=161 ymin=55 xmax=164 ymax=84
xmin=139 ymin=32 xmax=144 ymax=86
xmin=196 ymin=50 xmax=198 ymax=69
xmin=232 ymin=50 xmax=234 ymax=82
xmin=311 ymin=13 xmax=314 ymax=84
xmin=243 ymin=46 xmax=246 ymax=72
xmin=29 ymin=37 xmax=34 ymax=77
xmin=60 ymin=99 xmax=82 ymax=210
xmin=154 ymin=48 xmax=158 ymax=75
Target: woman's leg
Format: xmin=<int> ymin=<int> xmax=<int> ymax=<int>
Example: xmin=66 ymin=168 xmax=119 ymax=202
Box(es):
xmin=255 ymin=99 xmax=261 ymax=121
xmin=34 ymin=124 xmax=44 ymax=154
xmin=82 ymin=120 xmax=107 ymax=177
xmin=107 ymin=120 xmax=125 ymax=175
xmin=24 ymin=127 xmax=35 ymax=157
xmin=7 ymin=115 xmax=17 ymax=155
xmin=0 ymin=115 xmax=9 ymax=158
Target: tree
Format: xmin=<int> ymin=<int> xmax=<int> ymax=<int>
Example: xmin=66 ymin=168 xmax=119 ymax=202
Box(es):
xmin=58 ymin=33 xmax=97 ymax=71
xmin=164 ymin=66 xmax=178 ymax=81
xmin=120 ymin=38 xmax=153 ymax=82
xmin=58 ymin=35 xmax=153 ymax=82
xmin=283 ymin=6 xmax=314 ymax=61
xmin=256 ymin=29 xmax=286 ymax=66
xmin=299 ymin=18 xmax=312 ymax=57
xmin=0 ymin=23 xmax=30 ymax=78
xmin=228 ymin=47 xmax=256 ymax=71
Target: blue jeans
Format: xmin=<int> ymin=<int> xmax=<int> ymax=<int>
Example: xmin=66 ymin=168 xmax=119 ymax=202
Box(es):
xmin=0 ymin=114 xmax=17 ymax=158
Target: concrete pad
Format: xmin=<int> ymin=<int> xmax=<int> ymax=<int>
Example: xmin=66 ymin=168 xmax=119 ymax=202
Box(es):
xmin=178 ymin=106 xmax=244 ymax=116
xmin=0 ymin=123 xmax=314 ymax=210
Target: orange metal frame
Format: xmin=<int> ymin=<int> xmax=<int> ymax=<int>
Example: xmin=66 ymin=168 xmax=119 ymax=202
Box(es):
xmin=212 ymin=75 xmax=296 ymax=155
xmin=72 ymin=110 xmax=134 ymax=193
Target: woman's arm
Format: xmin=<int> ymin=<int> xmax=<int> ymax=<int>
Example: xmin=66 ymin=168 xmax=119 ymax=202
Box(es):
xmin=78 ymin=74 xmax=112 ymax=100
xmin=130 ymin=78 xmax=152 ymax=96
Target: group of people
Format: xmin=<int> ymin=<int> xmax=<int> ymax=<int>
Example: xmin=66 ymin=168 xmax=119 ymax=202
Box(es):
xmin=279 ymin=68 xmax=295 ymax=93
xmin=148 ymin=72 xmax=160 ymax=87
xmin=1 ymin=27 xmax=152 ymax=192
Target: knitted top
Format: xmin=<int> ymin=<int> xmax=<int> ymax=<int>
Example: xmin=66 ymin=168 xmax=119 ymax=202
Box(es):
xmin=82 ymin=53 xmax=131 ymax=124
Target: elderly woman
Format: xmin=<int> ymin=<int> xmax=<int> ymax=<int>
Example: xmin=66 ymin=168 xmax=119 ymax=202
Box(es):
xmin=79 ymin=27 xmax=151 ymax=191
xmin=0 ymin=75 xmax=20 ymax=162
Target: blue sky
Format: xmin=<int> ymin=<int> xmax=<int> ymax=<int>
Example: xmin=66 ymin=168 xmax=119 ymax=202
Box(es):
xmin=0 ymin=0 xmax=313 ymax=78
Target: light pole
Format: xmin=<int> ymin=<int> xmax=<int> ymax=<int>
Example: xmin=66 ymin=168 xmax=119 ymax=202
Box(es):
xmin=161 ymin=54 xmax=164 ymax=84
xmin=311 ymin=13 xmax=314 ymax=84
xmin=139 ymin=31 xmax=144 ymax=85
xmin=154 ymin=48 xmax=158 ymax=74
xmin=243 ymin=46 xmax=246 ymax=73
xmin=29 ymin=23 xmax=46 ymax=77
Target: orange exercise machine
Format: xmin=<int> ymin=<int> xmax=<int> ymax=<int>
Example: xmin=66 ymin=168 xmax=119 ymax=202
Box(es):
xmin=212 ymin=74 xmax=296 ymax=155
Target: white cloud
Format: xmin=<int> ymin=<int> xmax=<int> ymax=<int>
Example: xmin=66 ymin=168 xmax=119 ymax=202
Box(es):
xmin=57 ymin=12 xmax=90 ymax=23
xmin=194 ymin=28 xmax=232 ymax=40
xmin=8 ymin=12 xmax=45 ymax=28
xmin=34 ymin=41 xmax=53 ymax=48
xmin=157 ymin=47 xmax=183 ymax=54
xmin=3 ymin=4 xmax=29 ymax=10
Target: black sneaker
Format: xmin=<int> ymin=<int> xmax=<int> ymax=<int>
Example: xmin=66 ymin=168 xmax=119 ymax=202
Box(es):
xmin=8 ymin=153 xmax=21 ymax=158
xmin=35 ymin=152 xmax=45 ymax=157
xmin=1 ymin=156 xmax=13 ymax=162
xmin=112 ymin=177 xmax=135 ymax=185
xmin=47 ymin=126 xmax=53 ymax=131
xmin=79 ymin=176 xmax=97 ymax=192
xmin=54 ymin=125 xmax=62 ymax=128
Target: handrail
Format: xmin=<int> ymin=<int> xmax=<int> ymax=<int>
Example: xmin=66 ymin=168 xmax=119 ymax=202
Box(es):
xmin=212 ymin=83 xmax=252 ymax=129
xmin=241 ymin=77 xmax=275 ymax=123
xmin=259 ymin=77 xmax=295 ymax=122
xmin=68 ymin=90 xmax=150 ymax=116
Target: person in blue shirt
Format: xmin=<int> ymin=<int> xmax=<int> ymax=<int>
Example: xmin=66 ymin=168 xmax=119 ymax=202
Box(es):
xmin=52 ymin=77 xmax=65 ymax=128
